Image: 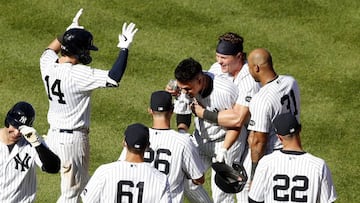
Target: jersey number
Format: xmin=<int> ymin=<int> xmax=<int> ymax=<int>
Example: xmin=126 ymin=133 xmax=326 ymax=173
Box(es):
xmin=44 ymin=75 xmax=66 ymax=104
xmin=117 ymin=180 xmax=144 ymax=203
xmin=273 ymin=174 xmax=309 ymax=202
xmin=144 ymin=148 xmax=171 ymax=175
xmin=280 ymin=89 xmax=298 ymax=115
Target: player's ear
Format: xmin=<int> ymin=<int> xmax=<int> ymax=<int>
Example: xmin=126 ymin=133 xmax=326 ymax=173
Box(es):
xmin=236 ymin=52 xmax=242 ymax=59
xmin=147 ymin=108 xmax=153 ymax=115
xmin=122 ymin=140 xmax=127 ymax=148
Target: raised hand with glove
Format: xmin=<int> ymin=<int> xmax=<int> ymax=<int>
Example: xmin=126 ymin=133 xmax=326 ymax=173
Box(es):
xmin=66 ymin=8 xmax=84 ymax=31
xmin=117 ymin=22 xmax=138 ymax=49
xmin=19 ymin=125 xmax=43 ymax=147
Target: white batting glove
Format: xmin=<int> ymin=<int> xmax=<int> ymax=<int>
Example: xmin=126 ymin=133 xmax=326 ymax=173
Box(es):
xmin=19 ymin=125 xmax=42 ymax=147
xmin=117 ymin=22 xmax=138 ymax=49
xmin=66 ymin=8 xmax=84 ymax=31
xmin=215 ymin=147 xmax=228 ymax=163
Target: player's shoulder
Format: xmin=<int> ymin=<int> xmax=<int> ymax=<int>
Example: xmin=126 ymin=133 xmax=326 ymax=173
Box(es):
xmin=278 ymin=74 xmax=298 ymax=84
xmin=302 ymin=152 xmax=326 ymax=166
xmin=213 ymin=74 xmax=238 ymax=92
xmin=150 ymin=128 xmax=193 ymax=147
xmin=142 ymin=162 xmax=168 ymax=181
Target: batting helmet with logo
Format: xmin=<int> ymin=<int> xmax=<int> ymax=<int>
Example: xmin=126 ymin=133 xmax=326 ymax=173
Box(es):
xmin=5 ymin=101 xmax=35 ymax=128
xmin=60 ymin=28 xmax=98 ymax=65
xmin=212 ymin=162 xmax=248 ymax=193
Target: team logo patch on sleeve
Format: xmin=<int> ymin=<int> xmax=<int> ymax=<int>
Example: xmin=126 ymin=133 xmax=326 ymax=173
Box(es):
xmin=249 ymin=120 xmax=255 ymax=126
xmin=245 ymin=96 xmax=252 ymax=102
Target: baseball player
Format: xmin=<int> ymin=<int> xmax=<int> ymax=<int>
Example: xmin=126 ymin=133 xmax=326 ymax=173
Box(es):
xmin=81 ymin=123 xmax=172 ymax=203
xmin=119 ymin=90 xmax=207 ymax=202
xmin=190 ymin=32 xmax=260 ymax=202
xmin=249 ymin=113 xmax=337 ymax=202
xmin=246 ymin=48 xmax=301 ymax=187
xmin=0 ymin=101 xmax=60 ymax=203
xmin=171 ymin=58 xmax=241 ymax=203
xmin=39 ymin=8 xmax=138 ymax=202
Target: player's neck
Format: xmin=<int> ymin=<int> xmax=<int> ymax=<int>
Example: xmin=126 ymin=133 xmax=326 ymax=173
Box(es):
xmin=261 ymin=71 xmax=278 ymax=86
xmin=282 ymin=141 xmax=303 ymax=152
xmin=59 ymin=56 xmax=77 ymax=64
xmin=125 ymin=153 xmax=145 ymax=163
xmin=152 ymin=118 xmax=171 ymax=130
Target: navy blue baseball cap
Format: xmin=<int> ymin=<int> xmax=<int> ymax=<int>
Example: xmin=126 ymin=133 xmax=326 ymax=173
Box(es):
xmin=150 ymin=91 xmax=173 ymax=112
xmin=273 ymin=113 xmax=301 ymax=136
xmin=124 ymin=123 xmax=149 ymax=150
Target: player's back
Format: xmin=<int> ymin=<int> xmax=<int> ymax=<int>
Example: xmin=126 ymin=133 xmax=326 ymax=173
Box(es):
xmin=145 ymin=128 xmax=204 ymax=202
xmin=249 ymin=75 xmax=300 ymax=151
xmin=40 ymin=49 xmax=109 ymax=129
xmin=250 ymin=150 xmax=337 ymax=203
xmin=81 ymin=161 xmax=171 ymax=203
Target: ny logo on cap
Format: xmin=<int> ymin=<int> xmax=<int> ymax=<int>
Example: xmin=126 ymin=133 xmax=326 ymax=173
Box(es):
xmin=19 ymin=116 xmax=27 ymax=124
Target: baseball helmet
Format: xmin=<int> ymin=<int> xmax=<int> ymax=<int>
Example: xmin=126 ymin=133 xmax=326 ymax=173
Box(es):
xmin=60 ymin=28 xmax=98 ymax=65
xmin=212 ymin=162 xmax=248 ymax=193
xmin=5 ymin=101 xmax=35 ymax=128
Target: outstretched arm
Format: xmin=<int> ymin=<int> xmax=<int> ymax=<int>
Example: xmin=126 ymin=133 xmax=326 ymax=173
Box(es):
xmin=107 ymin=22 xmax=138 ymax=85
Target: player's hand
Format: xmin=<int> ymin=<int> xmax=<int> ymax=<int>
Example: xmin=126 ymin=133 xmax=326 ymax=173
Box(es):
xmin=165 ymin=79 xmax=180 ymax=96
xmin=66 ymin=8 xmax=84 ymax=31
xmin=190 ymin=99 xmax=205 ymax=118
xmin=19 ymin=125 xmax=42 ymax=147
xmin=215 ymin=147 xmax=228 ymax=163
xmin=117 ymin=22 xmax=138 ymax=49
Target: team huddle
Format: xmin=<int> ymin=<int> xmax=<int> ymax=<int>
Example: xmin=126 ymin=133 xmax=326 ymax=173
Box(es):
xmin=0 ymin=8 xmax=337 ymax=203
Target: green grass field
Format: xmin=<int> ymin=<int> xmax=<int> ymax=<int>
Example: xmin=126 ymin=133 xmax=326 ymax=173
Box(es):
xmin=0 ymin=0 xmax=359 ymax=202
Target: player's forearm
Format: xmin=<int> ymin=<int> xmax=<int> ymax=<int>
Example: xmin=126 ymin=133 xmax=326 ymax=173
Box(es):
xmin=250 ymin=132 xmax=267 ymax=180
xmin=108 ymin=49 xmax=129 ymax=83
xmin=222 ymin=128 xmax=241 ymax=149
xmin=47 ymin=38 xmax=62 ymax=53
xmin=35 ymin=144 xmax=61 ymax=174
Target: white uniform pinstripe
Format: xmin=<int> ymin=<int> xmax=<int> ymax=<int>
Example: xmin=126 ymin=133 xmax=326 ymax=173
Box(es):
xmin=0 ymin=138 xmax=43 ymax=202
xmin=249 ymin=150 xmax=337 ymax=203
xmin=248 ymin=75 xmax=301 ymax=152
xmin=81 ymin=161 xmax=172 ymax=203
xmin=40 ymin=49 xmax=116 ymax=203
xmin=184 ymin=73 xmax=241 ymax=203
xmin=119 ymin=128 xmax=205 ymax=203
xmin=237 ymin=75 xmax=301 ymax=202
xmin=209 ymin=63 xmax=261 ymax=202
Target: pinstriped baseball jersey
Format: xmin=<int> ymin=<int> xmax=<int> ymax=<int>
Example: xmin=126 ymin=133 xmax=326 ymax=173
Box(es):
xmin=194 ymin=72 xmax=239 ymax=141
xmin=81 ymin=161 xmax=172 ymax=203
xmin=249 ymin=150 xmax=337 ymax=202
xmin=209 ymin=62 xmax=261 ymax=112
xmin=248 ymin=75 xmax=300 ymax=152
xmin=40 ymin=49 xmax=113 ymax=129
xmin=119 ymin=128 xmax=205 ymax=203
xmin=0 ymin=138 xmax=42 ymax=202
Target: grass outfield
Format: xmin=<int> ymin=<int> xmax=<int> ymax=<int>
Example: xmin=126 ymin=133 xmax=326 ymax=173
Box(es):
xmin=0 ymin=0 xmax=359 ymax=202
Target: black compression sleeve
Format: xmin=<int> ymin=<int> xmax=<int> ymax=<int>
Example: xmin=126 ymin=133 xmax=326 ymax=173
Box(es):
xmin=176 ymin=114 xmax=192 ymax=129
xmin=108 ymin=49 xmax=129 ymax=83
xmin=35 ymin=144 xmax=61 ymax=174
xmin=248 ymin=197 xmax=264 ymax=203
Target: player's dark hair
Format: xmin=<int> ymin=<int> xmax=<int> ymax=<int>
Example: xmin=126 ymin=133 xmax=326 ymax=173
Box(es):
xmin=218 ymin=32 xmax=244 ymax=50
xmin=174 ymin=57 xmax=203 ymax=83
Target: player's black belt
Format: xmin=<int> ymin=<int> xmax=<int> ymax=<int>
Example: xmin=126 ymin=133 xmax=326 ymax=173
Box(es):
xmin=59 ymin=129 xmax=73 ymax=133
